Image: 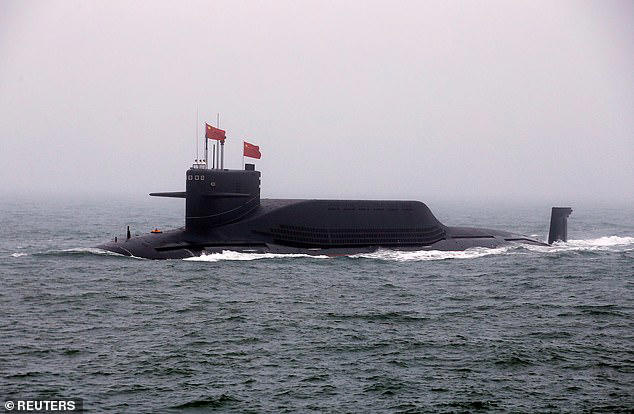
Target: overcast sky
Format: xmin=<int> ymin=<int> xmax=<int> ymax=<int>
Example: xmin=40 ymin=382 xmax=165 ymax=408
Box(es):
xmin=1 ymin=0 xmax=632 ymax=204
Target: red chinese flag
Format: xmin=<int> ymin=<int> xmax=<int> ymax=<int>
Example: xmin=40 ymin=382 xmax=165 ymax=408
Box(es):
xmin=205 ymin=123 xmax=226 ymax=141
xmin=243 ymin=141 xmax=261 ymax=159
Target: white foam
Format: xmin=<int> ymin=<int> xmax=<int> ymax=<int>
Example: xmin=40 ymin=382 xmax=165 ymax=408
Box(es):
xmin=10 ymin=252 xmax=28 ymax=257
xmin=352 ymin=236 xmax=633 ymax=261
xmin=49 ymin=247 xmax=145 ymax=259
xmin=188 ymin=236 xmax=632 ymax=262
xmin=61 ymin=247 xmax=123 ymax=255
xmin=350 ymin=246 xmax=512 ymax=262
xmin=566 ymin=236 xmax=634 ymax=247
xmin=184 ymin=250 xmax=330 ymax=262
xmin=520 ymin=236 xmax=634 ymax=254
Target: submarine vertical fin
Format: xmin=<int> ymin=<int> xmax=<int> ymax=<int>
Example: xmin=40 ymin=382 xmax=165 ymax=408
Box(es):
xmin=548 ymin=207 xmax=573 ymax=244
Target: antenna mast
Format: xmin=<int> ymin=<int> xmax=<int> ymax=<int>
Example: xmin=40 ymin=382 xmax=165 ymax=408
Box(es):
xmin=218 ymin=113 xmax=224 ymax=169
xmin=195 ymin=105 xmax=199 ymax=161
xmin=204 ymin=110 xmax=208 ymax=169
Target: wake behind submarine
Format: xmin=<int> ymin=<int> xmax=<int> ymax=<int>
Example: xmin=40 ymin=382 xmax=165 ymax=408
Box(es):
xmin=98 ymin=124 xmax=572 ymax=259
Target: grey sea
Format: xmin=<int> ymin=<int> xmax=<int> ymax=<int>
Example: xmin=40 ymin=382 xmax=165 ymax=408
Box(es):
xmin=1 ymin=197 xmax=633 ymax=413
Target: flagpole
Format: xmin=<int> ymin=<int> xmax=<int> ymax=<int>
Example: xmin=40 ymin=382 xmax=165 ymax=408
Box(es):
xmin=204 ymin=129 xmax=208 ymax=169
xmin=217 ymin=113 xmax=224 ymax=170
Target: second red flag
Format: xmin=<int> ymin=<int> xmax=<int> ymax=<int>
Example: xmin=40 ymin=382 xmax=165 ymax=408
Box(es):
xmin=243 ymin=141 xmax=261 ymax=159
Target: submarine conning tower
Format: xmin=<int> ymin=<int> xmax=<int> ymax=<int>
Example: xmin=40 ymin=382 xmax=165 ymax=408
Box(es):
xmin=185 ymin=162 xmax=261 ymax=232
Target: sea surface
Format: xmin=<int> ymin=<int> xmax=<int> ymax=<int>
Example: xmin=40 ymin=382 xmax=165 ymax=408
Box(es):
xmin=1 ymin=197 xmax=633 ymax=413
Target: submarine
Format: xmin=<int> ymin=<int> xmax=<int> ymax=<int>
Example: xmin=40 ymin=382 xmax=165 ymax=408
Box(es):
xmin=98 ymin=128 xmax=572 ymax=260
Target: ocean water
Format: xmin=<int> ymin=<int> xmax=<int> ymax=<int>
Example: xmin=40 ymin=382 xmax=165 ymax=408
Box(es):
xmin=1 ymin=197 xmax=633 ymax=412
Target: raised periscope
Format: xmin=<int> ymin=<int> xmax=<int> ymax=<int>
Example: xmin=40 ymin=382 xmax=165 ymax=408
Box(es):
xmin=97 ymin=128 xmax=572 ymax=259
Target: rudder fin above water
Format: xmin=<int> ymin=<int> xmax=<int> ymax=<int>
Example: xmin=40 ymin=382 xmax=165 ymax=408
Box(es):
xmin=548 ymin=207 xmax=573 ymax=244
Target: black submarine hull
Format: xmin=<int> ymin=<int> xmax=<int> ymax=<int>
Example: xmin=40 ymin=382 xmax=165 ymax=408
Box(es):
xmin=97 ymin=165 xmax=569 ymax=259
xmin=97 ymin=198 xmax=550 ymax=260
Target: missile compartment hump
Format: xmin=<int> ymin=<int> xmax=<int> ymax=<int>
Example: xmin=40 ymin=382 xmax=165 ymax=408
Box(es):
xmin=245 ymin=199 xmax=447 ymax=248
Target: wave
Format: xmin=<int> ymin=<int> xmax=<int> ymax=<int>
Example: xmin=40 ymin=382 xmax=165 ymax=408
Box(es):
xmin=564 ymin=235 xmax=634 ymax=247
xmin=183 ymin=235 xmax=632 ymax=263
xmin=354 ymin=236 xmax=634 ymax=262
xmin=184 ymin=250 xmax=330 ymax=262
xmin=521 ymin=236 xmax=634 ymax=254
xmin=350 ymin=246 xmax=511 ymax=262
xmin=59 ymin=247 xmax=122 ymax=255
xmin=170 ymin=394 xmax=239 ymax=409
xmin=27 ymin=247 xmax=132 ymax=258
